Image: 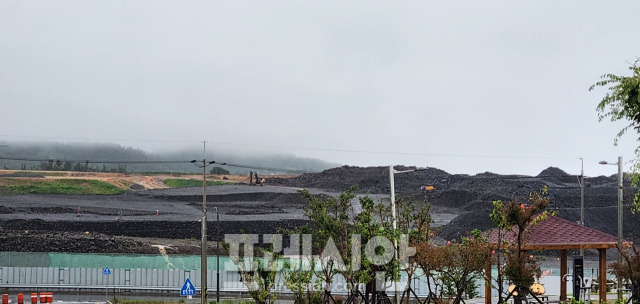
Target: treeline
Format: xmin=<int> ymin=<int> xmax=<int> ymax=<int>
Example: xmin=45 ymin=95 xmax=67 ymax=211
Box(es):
xmin=38 ymin=159 xmax=128 ymax=173
xmin=0 ymin=141 xmax=337 ymax=174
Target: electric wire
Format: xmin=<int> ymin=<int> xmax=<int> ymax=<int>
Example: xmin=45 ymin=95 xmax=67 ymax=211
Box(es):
xmin=0 ymin=156 xmax=314 ymax=174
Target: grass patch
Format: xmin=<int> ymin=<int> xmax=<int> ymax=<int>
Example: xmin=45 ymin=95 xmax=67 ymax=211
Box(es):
xmin=0 ymin=178 xmax=126 ymax=195
xmin=164 ymin=179 xmax=232 ymax=188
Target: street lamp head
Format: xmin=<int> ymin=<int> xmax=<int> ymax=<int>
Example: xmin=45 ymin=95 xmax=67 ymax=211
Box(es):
xmin=190 ymin=160 xmax=197 ymax=163
xmin=598 ymin=161 xmax=608 ymax=165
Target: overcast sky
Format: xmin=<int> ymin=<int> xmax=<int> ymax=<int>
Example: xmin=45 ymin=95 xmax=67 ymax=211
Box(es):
xmin=2 ymin=1 xmax=640 ymax=176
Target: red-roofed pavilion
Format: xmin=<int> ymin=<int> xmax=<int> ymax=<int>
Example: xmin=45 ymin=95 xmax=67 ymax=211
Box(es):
xmin=485 ymin=216 xmax=620 ymax=304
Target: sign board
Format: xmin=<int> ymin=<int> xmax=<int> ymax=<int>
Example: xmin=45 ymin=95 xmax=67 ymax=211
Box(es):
xmin=180 ymin=278 xmax=197 ymax=296
xmin=573 ymin=255 xmax=584 ymax=301
xmin=103 ymin=267 xmax=111 ymax=275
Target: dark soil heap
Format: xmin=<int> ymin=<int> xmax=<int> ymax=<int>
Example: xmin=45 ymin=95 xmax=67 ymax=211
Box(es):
xmin=268 ymin=165 xmax=640 ymax=241
xmin=1 ymin=165 xmax=638 ymax=254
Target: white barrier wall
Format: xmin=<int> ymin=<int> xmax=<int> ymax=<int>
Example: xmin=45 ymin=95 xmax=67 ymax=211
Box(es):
xmin=0 ymin=266 xmax=450 ymax=297
xmin=0 ymin=267 xmax=219 ymax=291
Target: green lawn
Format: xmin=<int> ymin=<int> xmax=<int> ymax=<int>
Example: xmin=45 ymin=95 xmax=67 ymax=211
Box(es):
xmin=163 ymin=179 xmax=232 ymax=188
xmin=0 ymin=178 xmax=126 ymax=195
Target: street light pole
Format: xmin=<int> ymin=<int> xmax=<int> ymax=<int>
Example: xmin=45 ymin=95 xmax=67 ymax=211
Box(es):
xmin=599 ymin=156 xmax=624 ymax=301
xmin=389 ymin=165 xmax=426 ymax=304
xmin=617 ymin=156 xmax=624 ymax=301
xmin=389 ymin=165 xmax=398 ymax=244
xmin=580 ymin=158 xmax=584 ymax=227
xmin=388 ymin=166 xmax=398 ymax=304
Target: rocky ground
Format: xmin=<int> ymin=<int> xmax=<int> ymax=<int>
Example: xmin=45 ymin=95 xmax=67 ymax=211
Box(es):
xmin=0 ymin=166 xmax=638 ymax=255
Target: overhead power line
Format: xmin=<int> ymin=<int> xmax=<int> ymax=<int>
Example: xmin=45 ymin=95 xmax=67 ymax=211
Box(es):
xmin=0 ymin=156 xmax=312 ymax=174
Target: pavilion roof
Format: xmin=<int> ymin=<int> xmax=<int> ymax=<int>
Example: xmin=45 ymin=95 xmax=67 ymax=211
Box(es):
xmin=487 ymin=216 xmax=620 ymax=250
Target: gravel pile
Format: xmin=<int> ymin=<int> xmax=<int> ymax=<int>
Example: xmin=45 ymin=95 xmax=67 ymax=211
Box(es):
xmin=267 ymin=165 xmax=640 ymax=241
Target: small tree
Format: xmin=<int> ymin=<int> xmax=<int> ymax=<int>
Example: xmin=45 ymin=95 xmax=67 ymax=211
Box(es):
xmin=490 ymin=200 xmax=509 ymax=304
xmin=300 ymin=189 xmax=351 ymax=301
xmin=610 ymin=245 xmax=640 ymax=304
xmin=395 ymin=197 xmax=432 ymax=303
xmin=415 ymin=230 xmax=492 ymax=304
xmin=491 ymin=188 xmax=554 ymax=304
xmin=227 ymin=234 xmax=281 ymax=304
xmin=283 ymin=256 xmax=321 ymax=304
xmin=301 ymin=188 xmax=396 ymax=303
xmin=281 ymin=227 xmax=323 ymax=304
xmin=210 ymin=166 xmax=230 ymax=175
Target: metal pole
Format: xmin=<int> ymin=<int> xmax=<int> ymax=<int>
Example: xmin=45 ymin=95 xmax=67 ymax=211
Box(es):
xmin=202 ymin=159 xmax=208 ymax=304
xmin=389 ymin=166 xmax=397 ymax=241
xmin=388 ymin=166 xmax=398 ymax=304
xmin=216 ymin=207 xmax=220 ymax=303
xmin=617 ymin=156 xmax=623 ymax=301
xmin=580 ymin=158 xmax=584 ymax=256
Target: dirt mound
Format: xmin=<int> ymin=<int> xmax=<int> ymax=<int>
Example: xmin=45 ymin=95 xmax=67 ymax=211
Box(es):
xmin=267 ymin=165 xmax=450 ymax=194
xmin=0 ymin=230 xmax=158 ymax=254
xmin=266 ymin=165 xmax=639 ymax=240
xmin=538 ymin=167 xmax=570 ymax=177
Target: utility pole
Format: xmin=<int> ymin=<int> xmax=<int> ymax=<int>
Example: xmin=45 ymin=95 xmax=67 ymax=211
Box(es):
xmin=216 ymin=207 xmax=220 ymax=303
xmin=579 ymin=158 xmax=584 ymax=256
xmin=201 ymin=158 xmax=208 ymax=304
xmin=196 ymin=141 xmax=209 ymax=304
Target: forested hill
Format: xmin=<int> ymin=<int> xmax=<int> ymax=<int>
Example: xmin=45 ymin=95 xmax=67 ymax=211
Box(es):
xmin=0 ymin=141 xmax=337 ymax=174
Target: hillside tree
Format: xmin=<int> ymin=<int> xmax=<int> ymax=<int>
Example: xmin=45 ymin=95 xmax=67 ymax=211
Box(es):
xmin=591 ymin=58 xmax=640 ymax=205
xmin=591 ymin=59 xmax=640 ymax=303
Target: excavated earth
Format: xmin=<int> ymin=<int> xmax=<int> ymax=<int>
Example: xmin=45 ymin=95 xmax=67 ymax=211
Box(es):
xmin=0 ymin=166 xmax=639 ymax=255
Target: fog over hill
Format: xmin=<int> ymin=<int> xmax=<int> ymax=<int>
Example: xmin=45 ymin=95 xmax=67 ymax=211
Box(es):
xmin=0 ymin=141 xmax=337 ymax=174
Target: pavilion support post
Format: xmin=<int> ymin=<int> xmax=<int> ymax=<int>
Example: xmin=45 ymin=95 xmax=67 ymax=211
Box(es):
xmin=485 ymin=262 xmax=492 ymax=304
xmin=561 ymin=249 xmax=567 ymax=302
xmin=599 ymin=248 xmax=607 ymax=303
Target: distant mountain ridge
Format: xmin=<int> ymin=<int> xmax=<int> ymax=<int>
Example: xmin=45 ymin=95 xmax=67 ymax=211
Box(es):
xmin=0 ymin=141 xmax=337 ymax=174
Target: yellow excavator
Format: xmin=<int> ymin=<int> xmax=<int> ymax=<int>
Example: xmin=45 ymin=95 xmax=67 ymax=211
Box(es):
xmin=421 ymin=185 xmax=435 ymax=192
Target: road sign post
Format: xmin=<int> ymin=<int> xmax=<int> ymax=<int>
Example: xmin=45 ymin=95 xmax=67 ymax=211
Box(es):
xmin=103 ymin=267 xmax=111 ymax=301
xmin=181 ymin=278 xmax=197 ymax=297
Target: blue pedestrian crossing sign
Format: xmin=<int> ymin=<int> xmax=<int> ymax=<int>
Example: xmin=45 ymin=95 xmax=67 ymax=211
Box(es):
xmin=180 ymin=278 xmax=196 ymax=296
xmin=103 ymin=267 xmax=111 ymax=275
